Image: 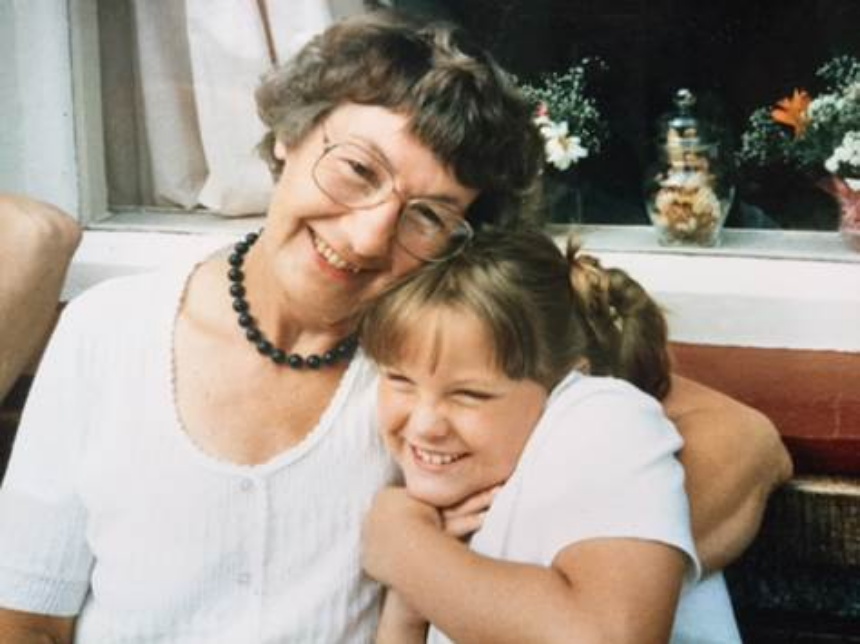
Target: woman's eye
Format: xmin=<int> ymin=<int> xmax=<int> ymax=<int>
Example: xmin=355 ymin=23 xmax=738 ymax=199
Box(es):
xmin=345 ymin=159 xmax=381 ymax=188
xmin=406 ymin=203 xmax=446 ymax=232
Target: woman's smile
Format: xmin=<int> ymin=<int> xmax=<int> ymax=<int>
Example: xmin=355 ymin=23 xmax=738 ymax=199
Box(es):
xmin=310 ymin=229 xmax=362 ymax=275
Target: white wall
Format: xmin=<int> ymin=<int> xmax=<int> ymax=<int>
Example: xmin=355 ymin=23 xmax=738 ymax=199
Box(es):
xmin=0 ymin=1 xmax=79 ymax=215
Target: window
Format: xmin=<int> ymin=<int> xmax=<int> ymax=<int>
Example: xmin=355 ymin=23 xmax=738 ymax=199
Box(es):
xmin=409 ymin=0 xmax=860 ymax=235
xmin=0 ymin=0 xmax=857 ymax=352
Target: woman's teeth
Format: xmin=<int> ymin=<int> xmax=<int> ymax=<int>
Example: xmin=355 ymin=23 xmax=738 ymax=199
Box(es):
xmin=413 ymin=445 xmax=465 ymax=466
xmin=312 ymin=233 xmax=360 ymax=273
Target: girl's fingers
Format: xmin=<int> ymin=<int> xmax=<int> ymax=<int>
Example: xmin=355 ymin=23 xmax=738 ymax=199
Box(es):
xmin=441 ymin=511 xmax=487 ymax=539
xmin=444 ymin=484 xmax=502 ymax=519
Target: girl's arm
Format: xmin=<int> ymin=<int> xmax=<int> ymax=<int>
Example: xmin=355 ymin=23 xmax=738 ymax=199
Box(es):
xmin=0 ymin=609 xmax=75 ymax=644
xmin=363 ymin=487 xmax=686 ymax=644
xmin=664 ymin=375 xmax=793 ymax=571
xmin=376 ymin=589 xmax=428 ymax=644
xmin=375 ymin=486 xmax=500 ymax=643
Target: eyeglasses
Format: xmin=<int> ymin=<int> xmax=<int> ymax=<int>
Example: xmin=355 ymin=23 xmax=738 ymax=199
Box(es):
xmin=312 ymin=124 xmax=473 ymax=262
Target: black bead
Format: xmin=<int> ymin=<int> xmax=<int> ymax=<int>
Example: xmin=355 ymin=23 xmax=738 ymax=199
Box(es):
xmin=228 ymin=231 xmax=355 ymax=370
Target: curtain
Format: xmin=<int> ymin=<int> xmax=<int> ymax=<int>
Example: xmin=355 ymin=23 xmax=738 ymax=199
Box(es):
xmin=102 ymin=0 xmax=365 ymax=217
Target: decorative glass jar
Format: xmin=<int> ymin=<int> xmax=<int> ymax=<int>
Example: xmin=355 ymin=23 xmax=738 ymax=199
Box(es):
xmin=645 ymin=89 xmax=734 ymax=246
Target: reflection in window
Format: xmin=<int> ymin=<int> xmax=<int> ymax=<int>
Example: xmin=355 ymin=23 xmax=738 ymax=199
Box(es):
xmin=394 ymin=0 xmax=860 ymax=232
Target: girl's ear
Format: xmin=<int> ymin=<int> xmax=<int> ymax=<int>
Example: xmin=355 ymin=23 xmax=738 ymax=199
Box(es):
xmin=274 ymin=139 xmax=287 ymax=161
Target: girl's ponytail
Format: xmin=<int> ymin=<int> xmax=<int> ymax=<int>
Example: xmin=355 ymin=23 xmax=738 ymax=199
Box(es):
xmin=566 ymin=239 xmax=672 ymax=400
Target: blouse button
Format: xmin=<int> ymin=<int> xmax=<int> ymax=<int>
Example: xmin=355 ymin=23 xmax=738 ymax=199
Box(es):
xmin=240 ymin=479 xmax=254 ymax=492
xmin=238 ymin=572 xmax=252 ymax=585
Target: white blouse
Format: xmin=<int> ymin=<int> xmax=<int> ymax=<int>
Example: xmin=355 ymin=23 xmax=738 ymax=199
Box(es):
xmin=0 ymin=260 xmax=398 ymax=643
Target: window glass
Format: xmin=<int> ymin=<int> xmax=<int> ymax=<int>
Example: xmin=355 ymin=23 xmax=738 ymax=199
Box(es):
xmin=96 ymin=0 xmax=860 ymax=234
xmin=395 ymin=0 xmax=860 ymax=232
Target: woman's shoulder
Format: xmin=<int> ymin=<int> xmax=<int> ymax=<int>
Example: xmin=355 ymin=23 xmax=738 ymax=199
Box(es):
xmin=61 ymin=260 xmax=200 ymax=338
xmin=71 ymin=257 xmax=202 ymax=314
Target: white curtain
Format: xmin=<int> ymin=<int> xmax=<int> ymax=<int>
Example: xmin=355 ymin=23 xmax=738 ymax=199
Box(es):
xmin=108 ymin=0 xmax=365 ymax=216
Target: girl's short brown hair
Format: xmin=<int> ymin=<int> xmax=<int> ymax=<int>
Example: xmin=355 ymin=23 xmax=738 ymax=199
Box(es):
xmin=360 ymin=227 xmax=671 ymax=399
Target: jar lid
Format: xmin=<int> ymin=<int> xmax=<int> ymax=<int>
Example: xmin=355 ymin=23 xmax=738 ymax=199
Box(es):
xmin=662 ymin=89 xmax=712 ymax=153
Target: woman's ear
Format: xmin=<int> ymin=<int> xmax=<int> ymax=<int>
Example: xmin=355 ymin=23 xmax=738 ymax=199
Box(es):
xmin=274 ymin=139 xmax=287 ymax=161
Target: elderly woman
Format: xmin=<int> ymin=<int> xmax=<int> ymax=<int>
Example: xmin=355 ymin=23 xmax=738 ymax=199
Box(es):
xmin=0 ymin=10 xmax=789 ymax=644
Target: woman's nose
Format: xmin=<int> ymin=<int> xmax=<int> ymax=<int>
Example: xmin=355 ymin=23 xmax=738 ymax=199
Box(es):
xmin=345 ymin=198 xmax=401 ymax=259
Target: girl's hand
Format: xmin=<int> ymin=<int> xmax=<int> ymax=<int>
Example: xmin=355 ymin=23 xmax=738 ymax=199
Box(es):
xmin=362 ymin=487 xmax=441 ymax=583
xmin=440 ymin=484 xmax=502 ymax=539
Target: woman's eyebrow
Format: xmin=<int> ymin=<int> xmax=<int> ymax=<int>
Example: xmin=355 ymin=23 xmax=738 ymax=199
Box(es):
xmin=342 ymin=130 xmax=469 ymax=208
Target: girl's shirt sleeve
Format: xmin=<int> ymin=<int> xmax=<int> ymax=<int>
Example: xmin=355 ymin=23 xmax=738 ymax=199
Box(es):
xmin=500 ymin=378 xmax=701 ymax=582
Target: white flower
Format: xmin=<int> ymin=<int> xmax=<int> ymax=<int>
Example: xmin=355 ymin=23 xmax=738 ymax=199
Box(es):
xmin=536 ymin=118 xmax=589 ymax=171
xmin=808 ymin=94 xmax=839 ymax=119
xmin=534 ymin=114 xmax=552 ymax=128
xmin=825 ymin=130 xmax=860 ymax=176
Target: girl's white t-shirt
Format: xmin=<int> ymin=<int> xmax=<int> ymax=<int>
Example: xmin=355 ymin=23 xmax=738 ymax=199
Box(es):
xmin=428 ymin=373 xmax=741 ymax=644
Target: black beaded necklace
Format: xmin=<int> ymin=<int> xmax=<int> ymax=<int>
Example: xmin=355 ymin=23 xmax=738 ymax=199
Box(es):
xmin=227 ymin=231 xmax=357 ymax=369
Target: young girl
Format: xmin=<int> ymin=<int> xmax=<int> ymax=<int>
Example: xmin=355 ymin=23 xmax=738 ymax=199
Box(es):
xmin=359 ymin=227 xmax=741 ymax=643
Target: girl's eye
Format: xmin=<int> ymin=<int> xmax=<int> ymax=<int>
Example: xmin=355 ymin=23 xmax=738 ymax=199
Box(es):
xmin=453 ymin=389 xmax=495 ymax=402
xmin=383 ymin=371 xmax=413 ymax=387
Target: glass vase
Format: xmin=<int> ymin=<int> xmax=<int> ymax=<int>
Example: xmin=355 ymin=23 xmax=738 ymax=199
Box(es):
xmin=539 ymin=171 xmax=584 ymax=224
xmin=819 ymin=176 xmax=860 ymax=251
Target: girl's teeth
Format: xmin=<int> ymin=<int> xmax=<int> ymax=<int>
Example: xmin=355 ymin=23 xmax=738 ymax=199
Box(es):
xmin=413 ymin=446 xmax=464 ymax=466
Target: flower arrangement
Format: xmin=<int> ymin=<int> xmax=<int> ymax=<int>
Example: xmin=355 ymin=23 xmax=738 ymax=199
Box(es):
xmin=519 ymin=60 xmax=608 ymax=173
xmin=738 ymin=55 xmax=860 ymax=248
xmin=738 ymin=55 xmax=860 ymax=186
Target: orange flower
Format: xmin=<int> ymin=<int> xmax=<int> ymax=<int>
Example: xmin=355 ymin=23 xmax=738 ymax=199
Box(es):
xmin=772 ymin=89 xmax=812 ymax=137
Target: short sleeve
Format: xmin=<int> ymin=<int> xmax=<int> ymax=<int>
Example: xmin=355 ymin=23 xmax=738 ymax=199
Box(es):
xmin=0 ymin=298 xmax=96 ymax=614
xmin=510 ymin=379 xmax=701 ymax=582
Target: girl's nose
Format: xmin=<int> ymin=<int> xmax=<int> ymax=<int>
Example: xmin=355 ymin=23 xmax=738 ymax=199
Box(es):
xmin=407 ymin=401 xmax=450 ymax=441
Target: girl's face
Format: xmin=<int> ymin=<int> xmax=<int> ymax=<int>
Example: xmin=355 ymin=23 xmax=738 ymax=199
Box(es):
xmin=378 ymin=308 xmax=548 ymax=508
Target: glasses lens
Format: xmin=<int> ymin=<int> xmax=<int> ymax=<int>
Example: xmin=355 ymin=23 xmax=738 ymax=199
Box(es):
xmin=314 ymin=143 xmax=391 ymax=208
xmin=398 ymin=202 xmax=472 ymax=261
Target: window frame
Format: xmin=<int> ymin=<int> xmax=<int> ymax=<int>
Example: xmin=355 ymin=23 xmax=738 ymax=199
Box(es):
xmin=9 ymin=1 xmax=860 ymax=353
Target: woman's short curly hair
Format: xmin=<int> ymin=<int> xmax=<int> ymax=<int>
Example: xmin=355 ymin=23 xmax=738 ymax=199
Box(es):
xmin=255 ymin=9 xmax=543 ymax=229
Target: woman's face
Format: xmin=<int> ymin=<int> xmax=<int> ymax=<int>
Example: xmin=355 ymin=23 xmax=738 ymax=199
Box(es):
xmin=378 ymin=308 xmax=548 ymax=508
xmin=261 ymin=104 xmax=479 ymax=326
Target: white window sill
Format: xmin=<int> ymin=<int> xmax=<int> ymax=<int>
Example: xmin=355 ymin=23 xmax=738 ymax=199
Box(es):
xmin=65 ymin=217 xmax=860 ymax=353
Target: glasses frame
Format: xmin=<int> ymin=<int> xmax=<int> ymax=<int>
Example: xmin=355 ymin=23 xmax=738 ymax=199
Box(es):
xmin=311 ymin=122 xmax=473 ymax=263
